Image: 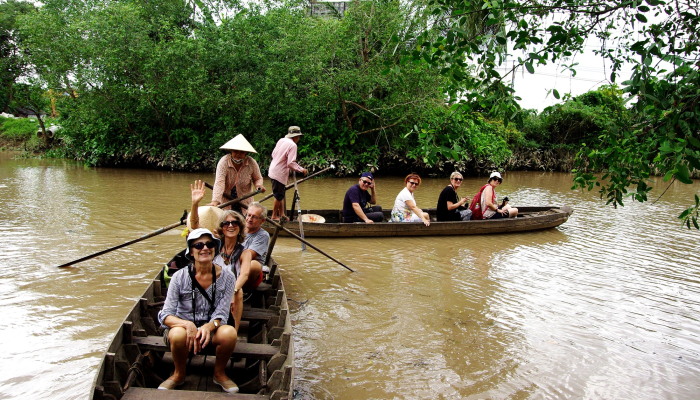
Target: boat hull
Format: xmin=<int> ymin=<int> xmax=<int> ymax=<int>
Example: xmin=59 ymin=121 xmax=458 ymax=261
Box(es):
xmin=264 ymin=206 xmax=573 ymax=237
xmin=90 ymin=251 xmax=294 ymax=400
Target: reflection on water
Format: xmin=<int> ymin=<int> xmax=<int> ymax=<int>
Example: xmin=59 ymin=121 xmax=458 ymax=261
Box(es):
xmin=0 ymin=152 xmax=699 ymax=399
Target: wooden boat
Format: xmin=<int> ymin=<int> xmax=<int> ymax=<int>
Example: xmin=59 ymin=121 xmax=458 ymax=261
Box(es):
xmin=264 ymin=206 xmax=573 ymax=237
xmin=90 ymin=250 xmax=294 ymax=400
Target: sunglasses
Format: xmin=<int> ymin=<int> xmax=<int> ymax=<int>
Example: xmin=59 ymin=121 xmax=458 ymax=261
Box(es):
xmin=408 ymin=181 xmax=419 ymax=186
xmin=361 ymin=179 xmax=372 ymax=185
xmin=221 ymin=221 xmax=240 ymax=228
xmin=452 ymin=178 xmax=463 ymax=181
xmin=192 ymin=241 xmax=217 ymax=250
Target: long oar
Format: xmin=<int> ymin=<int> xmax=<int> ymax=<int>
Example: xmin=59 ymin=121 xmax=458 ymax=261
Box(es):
xmin=204 ymin=164 xmax=335 ymax=206
xmin=55 ymin=189 xmax=260 ymax=268
xmin=292 ymin=171 xmax=306 ymax=251
xmin=238 ymin=203 xmax=354 ymax=273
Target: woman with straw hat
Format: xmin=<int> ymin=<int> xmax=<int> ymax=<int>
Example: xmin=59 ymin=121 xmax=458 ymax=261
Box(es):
xmin=208 ymin=134 xmax=265 ymax=214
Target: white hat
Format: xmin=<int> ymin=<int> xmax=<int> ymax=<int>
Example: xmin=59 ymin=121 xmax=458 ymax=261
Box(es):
xmin=220 ymin=134 xmax=257 ymax=153
xmin=489 ymin=172 xmax=503 ymax=181
xmin=185 ymin=228 xmax=221 ymax=260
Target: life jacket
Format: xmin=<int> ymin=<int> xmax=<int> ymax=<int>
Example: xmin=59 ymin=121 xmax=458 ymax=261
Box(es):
xmin=469 ymin=184 xmax=496 ymax=220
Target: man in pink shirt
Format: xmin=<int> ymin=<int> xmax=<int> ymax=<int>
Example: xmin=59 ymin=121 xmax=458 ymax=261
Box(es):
xmin=268 ymin=126 xmax=308 ymax=220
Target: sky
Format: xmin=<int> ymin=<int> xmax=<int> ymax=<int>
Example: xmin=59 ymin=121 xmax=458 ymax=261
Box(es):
xmin=499 ymin=38 xmax=636 ymax=112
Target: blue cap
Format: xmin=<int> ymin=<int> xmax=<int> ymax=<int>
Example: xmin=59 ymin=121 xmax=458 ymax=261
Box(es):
xmin=361 ymin=172 xmax=374 ymax=180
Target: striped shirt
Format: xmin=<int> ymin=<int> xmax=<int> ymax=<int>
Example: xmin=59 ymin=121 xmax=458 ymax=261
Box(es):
xmin=158 ymin=266 xmax=235 ymax=328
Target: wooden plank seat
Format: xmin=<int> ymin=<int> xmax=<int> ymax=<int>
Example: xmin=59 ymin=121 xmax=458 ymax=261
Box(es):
xmin=133 ymin=336 xmax=280 ymax=360
xmin=242 ymin=308 xmax=277 ymax=321
xmin=121 ymin=387 xmax=269 ymax=400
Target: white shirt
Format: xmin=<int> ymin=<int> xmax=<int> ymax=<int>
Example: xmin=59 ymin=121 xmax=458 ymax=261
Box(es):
xmin=390 ymin=187 xmax=419 ymax=221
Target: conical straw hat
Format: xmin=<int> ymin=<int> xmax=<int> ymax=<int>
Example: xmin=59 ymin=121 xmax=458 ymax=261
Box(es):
xmin=220 ymin=134 xmax=257 ymax=153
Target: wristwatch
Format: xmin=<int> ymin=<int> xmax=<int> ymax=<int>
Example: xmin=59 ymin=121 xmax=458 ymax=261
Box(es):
xmin=213 ymin=320 xmax=220 ymax=329
xmin=234 ymin=288 xmax=240 ymax=295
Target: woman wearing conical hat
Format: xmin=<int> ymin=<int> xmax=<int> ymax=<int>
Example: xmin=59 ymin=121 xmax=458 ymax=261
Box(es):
xmin=208 ymin=134 xmax=266 ymax=214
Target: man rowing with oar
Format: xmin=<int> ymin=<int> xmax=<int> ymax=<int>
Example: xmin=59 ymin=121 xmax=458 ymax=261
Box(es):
xmin=208 ymin=134 xmax=265 ymax=215
xmin=268 ymin=126 xmax=307 ymax=221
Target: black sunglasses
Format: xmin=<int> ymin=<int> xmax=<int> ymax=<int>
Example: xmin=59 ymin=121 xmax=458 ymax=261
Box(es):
xmin=452 ymin=178 xmax=463 ymax=181
xmin=221 ymin=221 xmax=240 ymax=228
xmin=361 ymin=179 xmax=372 ymax=185
xmin=192 ymin=241 xmax=217 ymax=250
xmin=408 ymin=181 xmax=419 ymax=185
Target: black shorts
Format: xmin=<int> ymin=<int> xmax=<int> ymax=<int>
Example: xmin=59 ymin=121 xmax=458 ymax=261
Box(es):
xmin=490 ymin=209 xmax=509 ymax=219
xmin=271 ymin=179 xmax=286 ymax=201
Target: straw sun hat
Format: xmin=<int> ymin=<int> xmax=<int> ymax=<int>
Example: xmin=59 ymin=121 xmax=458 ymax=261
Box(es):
xmin=187 ymin=206 xmax=224 ymax=233
xmin=220 ymin=134 xmax=257 ymax=153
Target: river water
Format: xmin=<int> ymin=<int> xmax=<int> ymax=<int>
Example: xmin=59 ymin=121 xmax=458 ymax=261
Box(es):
xmin=0 ymin=152 xmax=699 ymax=399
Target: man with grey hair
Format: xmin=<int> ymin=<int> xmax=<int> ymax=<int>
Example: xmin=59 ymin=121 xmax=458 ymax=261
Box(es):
xmin=234 ymin=202 xmax=269 ymax=294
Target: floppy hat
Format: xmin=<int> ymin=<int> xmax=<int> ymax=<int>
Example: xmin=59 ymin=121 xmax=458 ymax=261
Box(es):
xmin=187 ymin=206 xmax=224 ymax=233
xmin=361 ymin=172 xmax=374 ymax=180
xmin=185 ymin=228 xmax=221 ymax=260
xmin=285 ymin=126 xmax=303 ymax=138
xmin=489 ymin=171 xmax=503 ymax=180
xmin=220 ymin=134 xmax=257 ymax=153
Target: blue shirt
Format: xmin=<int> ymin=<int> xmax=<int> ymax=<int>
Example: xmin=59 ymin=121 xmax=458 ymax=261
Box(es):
xmin=158 ymin=266 xmax=235 ymax=328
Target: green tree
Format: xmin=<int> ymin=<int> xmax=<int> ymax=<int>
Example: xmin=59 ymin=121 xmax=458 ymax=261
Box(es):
xmin=404 ymin=0 xmax=699 ymax=228
xmin=19 ymin=0 xmax=509 ymax=173
xmin=10 ymin=82 xmax=50 ymax=141
xmin=0 ymin=0 xmax=36 ymax=112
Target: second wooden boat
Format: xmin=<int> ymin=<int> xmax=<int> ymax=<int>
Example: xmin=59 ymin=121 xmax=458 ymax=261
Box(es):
xmin=264 ymin=206 xmax=573 ymax=237
xmin=90 ymin=250 xmax=294 ymax=400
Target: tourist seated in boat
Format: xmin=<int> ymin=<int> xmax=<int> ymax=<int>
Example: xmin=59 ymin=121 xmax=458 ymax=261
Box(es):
xmin=468 ymin=172 xmax=519 ymax=220
xmin=190 ymin=183 xmax=267 ymax=328
xmin=342 ymin=172 xmax=383 ymax=223
xmin=208 ymin=134 xmax=265 ymax=215
xmin=389 ymin=173 xmax=431 ymax=226
xmin=157 ymin=228 xmax=239 ymax=393
xmin=436 ymin=172 xmax=472 ymax=222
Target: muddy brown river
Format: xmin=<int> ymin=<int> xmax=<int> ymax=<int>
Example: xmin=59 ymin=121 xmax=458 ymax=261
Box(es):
xmin=1 ymin=151 xmax=699 ymax=399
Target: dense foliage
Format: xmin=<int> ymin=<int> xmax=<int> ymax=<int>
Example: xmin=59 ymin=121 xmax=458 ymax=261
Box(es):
xmin=407 ymin=0 xmax=699 ymax=228
xmin=16 ymin=0 xmax=514 ymax=174
xmin=0 ymin=0 xmax=36 ymax=112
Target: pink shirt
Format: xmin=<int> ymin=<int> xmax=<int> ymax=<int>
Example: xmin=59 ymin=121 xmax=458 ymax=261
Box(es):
xmin=268 ymin=137 xmax=304 ymax=185
xmin=212 ymin=155 xmax=264 ymax=210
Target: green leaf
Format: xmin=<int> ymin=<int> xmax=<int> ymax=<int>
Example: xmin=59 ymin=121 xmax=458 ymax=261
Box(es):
xmin=636 ymin=14 xmax=648 ymax=23
xmin=675 ymin=164 xmax=693 ymax=184
xmin=525 ymin=62 xmax=534 ymax=74
xmin=688 ymin=137 xmax=700 ymax=149
xmin=663 ymin=170 xmax=674 ymax=181
xmin=553 ymin=89 xmax=560 ymax=99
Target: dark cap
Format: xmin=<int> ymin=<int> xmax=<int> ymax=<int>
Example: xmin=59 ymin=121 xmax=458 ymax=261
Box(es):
xmin=361 ymin=172 xmax=374 ymax=180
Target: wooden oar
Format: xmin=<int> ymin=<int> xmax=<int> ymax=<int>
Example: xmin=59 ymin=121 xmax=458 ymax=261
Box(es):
xmin=292 ymin=171 xmax=306 ymax=251
xmin=204 ymin=164 xmax=335 ymax=206
xmin=239 ymin=203 xmax=355 ymax=273
xmin=55 ymin=189 xmax=260 ymax=268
